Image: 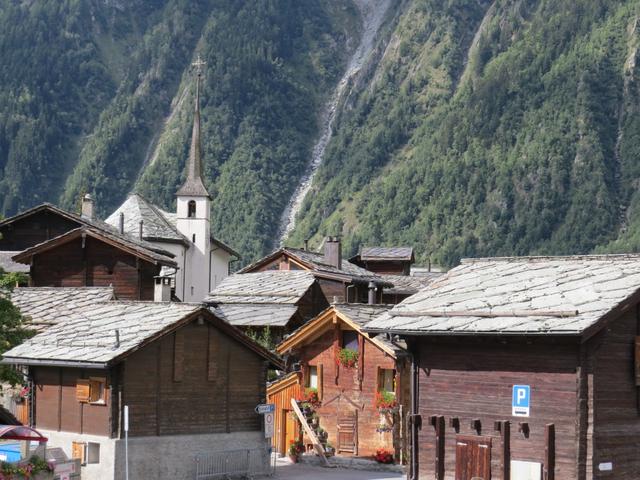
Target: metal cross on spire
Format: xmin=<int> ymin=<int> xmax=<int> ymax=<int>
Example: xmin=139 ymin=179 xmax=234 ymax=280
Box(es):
xmin=192 ymin=54 xmax=206 ymax=77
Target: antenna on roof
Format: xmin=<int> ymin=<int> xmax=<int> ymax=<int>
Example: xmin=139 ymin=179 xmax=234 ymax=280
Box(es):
xmin=119 ymin=212 xmax=125 ymax=235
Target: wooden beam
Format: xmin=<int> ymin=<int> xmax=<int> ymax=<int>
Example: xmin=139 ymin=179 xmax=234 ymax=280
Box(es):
xmin=290 ymin=398 xmax=332 ymax=467
xmin=501 ymin=421 xmax=510 ymax=480
xmin=545 ymin=423 xmax=555 ymax=480
xmin=434 ymin=415 xmax=445 ymax=480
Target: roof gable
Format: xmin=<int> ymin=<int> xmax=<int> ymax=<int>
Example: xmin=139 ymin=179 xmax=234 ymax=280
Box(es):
xmin=12 ymin=227 xmax=176 ymax=267
xmin=276 ymin=304 xmax=395 ymax=357
xmin=366 ymin=254 xmax=640 ymax=338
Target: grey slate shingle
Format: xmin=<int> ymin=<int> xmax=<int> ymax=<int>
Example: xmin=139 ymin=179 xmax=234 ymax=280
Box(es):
xmin=206 ymin=271 xmax=317 ymax=304
xmin=213 ymin=304 xmax=298 ymax=327
xmin=359 ymin=246 xmax=414 ymax=261
xmin=12 ymin=286 xmax=115 ymax=332
xmin=366 ymin=255 xmax=640 ymax=336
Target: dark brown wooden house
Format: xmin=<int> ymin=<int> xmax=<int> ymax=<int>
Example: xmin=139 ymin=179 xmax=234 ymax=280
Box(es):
xmin=240 ymin=238 xmax=392 ymax=304
xmin=205 ymin=270 xmax=329 ymax=341
xmin=275 ymin=304 xmax=410 ymax=460
xmin=2 ymin=302 xmax=282 ymax=480
xmin=11 ymin=227 xmax=176 ymax=300
xmin=366 ymin=254 xmax=640 ymax=480
xmin=349 ymin=247 xmax=415 ymax=276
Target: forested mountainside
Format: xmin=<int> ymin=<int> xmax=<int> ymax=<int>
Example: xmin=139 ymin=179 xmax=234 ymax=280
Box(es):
xmin=0 ymin=0 xmax=639 ymax=267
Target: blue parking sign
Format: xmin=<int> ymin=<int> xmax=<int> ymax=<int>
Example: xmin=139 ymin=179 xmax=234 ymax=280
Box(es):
xmin=512 ymin=385 xmax=530 ymax=417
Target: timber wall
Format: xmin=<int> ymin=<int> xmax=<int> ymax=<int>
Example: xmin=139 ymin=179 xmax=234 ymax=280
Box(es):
xmin=0 ymin=211 xmax=80 ymax=251
xmin=122 ymin=321 xmax=266 ymax=437
xmin=415 ymin=338 xmax=579 ymax=480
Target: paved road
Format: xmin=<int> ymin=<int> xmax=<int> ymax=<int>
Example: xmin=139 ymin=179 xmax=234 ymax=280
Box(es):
xmin=270 ymin=458 xmax=404 ymax=480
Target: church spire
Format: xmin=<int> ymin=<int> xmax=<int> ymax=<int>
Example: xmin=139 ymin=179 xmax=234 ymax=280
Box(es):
xmin=177 ymin=54 xmax=211 ymax=198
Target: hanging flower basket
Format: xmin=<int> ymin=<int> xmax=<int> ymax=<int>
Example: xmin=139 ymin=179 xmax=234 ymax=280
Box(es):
xmin=302 ymin=388 xmax=321 ymax=408
xmin=338 ymin=348 xmax=359 ymax=368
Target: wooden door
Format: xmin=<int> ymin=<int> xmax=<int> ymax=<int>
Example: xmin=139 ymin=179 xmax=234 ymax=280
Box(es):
xmin=455 ymin=435 xmax=491 ymax=480
xmin=283 ymin=410 xmax=297 ymax=454
xmin=337 ymin=410 xmax=358 ymax=455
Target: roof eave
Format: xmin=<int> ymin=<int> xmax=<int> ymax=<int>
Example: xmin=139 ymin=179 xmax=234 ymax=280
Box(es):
xmin=1 ymin=357 xmax=108 ymax=369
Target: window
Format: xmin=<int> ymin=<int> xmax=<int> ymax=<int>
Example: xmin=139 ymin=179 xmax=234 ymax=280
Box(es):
xmin=377 ymin=368 xmax=396 ymax=393
xmin=76 ymin=378 xmax=106 ymax=404
xmin=72 ymin=442 xmax=100 ymax=465
xmin=342 ymin=331 xmax=359 ymax=352
xmin=188 ymin=200 xmax=196 ymax=218
xmin=307 ymin=365 xmax=318 ymax=389
xmin=87 ymin=442 xmax=100 ymax=464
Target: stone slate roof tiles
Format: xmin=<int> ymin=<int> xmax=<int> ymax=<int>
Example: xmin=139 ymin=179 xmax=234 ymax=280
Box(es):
xmin=12 ymin=286 xmax=115 ymax=332
xmin=205 ymin=271 xmax=317 ymax=304
xmin=213 ymin=304 xmax=298 ymax=327
xmin=359 ymin=246 xmax=414 ymax=261
xmin=382 ymin=273 xmax=443 ymax=295
xmin=3 ymin=302 xmax=205 ymax=366
xmin=366 ymin=254 xmax=640 ymax=337
xmin=105 ymin=194 xmax=185 ymax=243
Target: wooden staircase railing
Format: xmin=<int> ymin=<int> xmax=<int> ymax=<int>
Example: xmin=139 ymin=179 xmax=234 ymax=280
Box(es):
xmin=290 ymin=398 xmax=332 ymax=467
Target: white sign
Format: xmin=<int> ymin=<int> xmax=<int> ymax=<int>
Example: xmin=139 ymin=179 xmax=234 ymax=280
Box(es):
xmin=124 ymin=405 xmax=129 ymax=432
xmin=54 ymin=462 xmax=76 ymax=474
xmin=512 ymin=385 xmax=530 ymax=417
xmin=598 ymin=462 xmax=613 ymax=472
xmin=511 ymin=460 xmax=542 ymax=480
xmin=255 ymin=403 xmax=275 ymax=415
xmin=264 ymin=412 xmax=274 ymax=438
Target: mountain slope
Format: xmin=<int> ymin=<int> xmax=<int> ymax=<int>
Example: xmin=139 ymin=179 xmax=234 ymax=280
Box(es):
xmin=288 ymin=0 xmax=640 ymax=267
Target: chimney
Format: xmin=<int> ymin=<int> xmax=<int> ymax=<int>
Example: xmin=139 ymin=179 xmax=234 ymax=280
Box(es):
xmin=119 ymin=212 xmax=125 ymax=234
xmin=324 ymin=236 xmax=342 ymax=269
xmin=304 ymin=239 xmax=309 ymax=251
xmin=368 ymin=281 xmax=377 ymax=305
xmin=139 ymin=220 xmax=144 ymax=240
xmin=81 ymin=194 xmax=94 ymax=220
xmin=154 ymin=276 xmax=172 ymax=302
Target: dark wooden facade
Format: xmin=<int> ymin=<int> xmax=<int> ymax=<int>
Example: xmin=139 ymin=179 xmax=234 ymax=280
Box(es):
xmin=28 ymin=316 xmax=271 ymax=439
xmin=0 ymin=207 xmax=81 ymax=251
xmin=408 ymin=306 xmax=640 ymax=479
xmin=26 ymin=235 xmax=160 ymax=300
xmin=277 ymin=308 xmax=409 ymax=459
xmin=355 ymin=260 xmax=411 ymax=276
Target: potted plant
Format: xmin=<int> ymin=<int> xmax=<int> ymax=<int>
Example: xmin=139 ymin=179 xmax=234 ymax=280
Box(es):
xmin=303 ymin=387 xmax=321 ymax=408
xmin=338 ymin=348 xmax=359 ymax=368
xmin=288 ymin=439 xmax=305 ymax=463
xmin=375 ymin=391 xmax=397 ymax=413
xmin=374 ymin=448 xmax=394 ymax=464
xmin=0 ymin=456 xmax=54 ymax=479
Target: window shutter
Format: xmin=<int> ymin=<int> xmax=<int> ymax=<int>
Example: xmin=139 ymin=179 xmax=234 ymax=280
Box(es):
xmin=318 ymin=364 xmax=324 ymax=400
xmin=302 ymin=363 xmax=309 ymax=388
xmin=174 ymin=330 xmax=184 ymax=382
xmin=376 ymin=366 xmax=383 ymax=392
xmin=72 ymin=441 xmax=86 ymax=465
xmin=89 ymin=378 xmax=104 ymax=403
xmin=76 ymin=380 xmax=90 ymax=402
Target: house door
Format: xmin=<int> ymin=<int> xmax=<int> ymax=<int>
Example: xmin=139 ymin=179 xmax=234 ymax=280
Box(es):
xmin=455 ymin=435 xmax=491 ymax=480
xmin=337 ymin=410 xmax=358 ymax=455
xmin=283 ymin=410 xmax=297 ymax=454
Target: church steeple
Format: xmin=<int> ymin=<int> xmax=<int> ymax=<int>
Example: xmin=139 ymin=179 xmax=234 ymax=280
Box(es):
xmin=177 ymin=55 xmax=211 ymax=198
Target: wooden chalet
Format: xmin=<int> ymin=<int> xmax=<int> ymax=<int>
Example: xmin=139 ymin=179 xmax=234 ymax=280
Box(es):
xmin=11 ymin=226 xmax=176 ymax=300
xmin=273 ymin=304 xmax=409 ymax=460
xmin=2 ymin=301 xmax=282 ymax=480
xmin=349 ymin=247 xmax=415 ymax=276
xmin=366 ymin=254 xmax=640 ymax=480
xmin=205 ymin=271 xmax=328 ymax=340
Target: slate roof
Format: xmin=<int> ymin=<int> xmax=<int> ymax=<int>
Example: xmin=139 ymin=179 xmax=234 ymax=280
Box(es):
xmin=105 ymin=194 xmax=185 ymax=243
xmin=213 ymin=304 xmax=298 ymax=327
xmin=240 ymin=247 xmax=391 ymax=286
xmin=383 ymin=273 xmax=443 ymax=295
xmin=333 ymin=303 xmax=394 ymax=327
xmin=206 ymin=271 xmax=317 ymax=304
xmin=12 ymin=287 xmax=115 ymax=332
xmin=366 ymin=254 xmax=640 ymax=337
xmin=3 ymin=301 xmax=282 ymax=368
xmin=0 ymin=252 xmax=29 ymax=273
xmin=359 ymin=247 xmax=414 ymax=261
xmin=12 ymin=227 xmax=177 ymax=267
